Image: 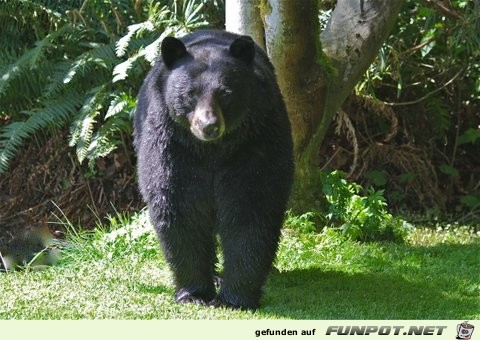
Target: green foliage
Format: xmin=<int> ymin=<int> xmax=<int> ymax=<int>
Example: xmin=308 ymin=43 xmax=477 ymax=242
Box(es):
xmin=286 ymin=170 xmax=412 ymax=242
xmin=56 ymin=208 xmax=159 ymax=267
xmin=321 ymin=170 xmax=412 ymax=242
xmin=0 ymin=0 xmax=222 ymax=173
xmin=284 ymin=211 xmax=317 ymax=234
xmin=95 ymin=210 xmax=158 ymax=260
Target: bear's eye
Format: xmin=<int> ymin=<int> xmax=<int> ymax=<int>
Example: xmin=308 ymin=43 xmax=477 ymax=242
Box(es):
xmin=186 ymin=89 xmax=198 ymax=98
xmin=217 ymin=88 xmax=233 ymax=98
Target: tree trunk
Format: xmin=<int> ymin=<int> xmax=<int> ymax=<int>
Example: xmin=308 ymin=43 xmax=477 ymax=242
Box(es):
xmin=225 ymin=0 xmax=265 ymax=49
xmin=263 ymin=0 xmax=327 ymax=177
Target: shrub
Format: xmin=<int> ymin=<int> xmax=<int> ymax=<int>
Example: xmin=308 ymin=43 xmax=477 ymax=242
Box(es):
xmin=321 ymin=170 xmax=413 ymax=242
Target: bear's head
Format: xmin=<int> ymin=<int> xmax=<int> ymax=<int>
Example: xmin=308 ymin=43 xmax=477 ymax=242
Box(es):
xmin=161 ymin=34 xmax=256 ymax=142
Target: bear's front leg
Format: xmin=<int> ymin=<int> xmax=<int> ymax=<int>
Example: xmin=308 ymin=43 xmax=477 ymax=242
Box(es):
xmin=158 ymin=224 xmax=217 ymax=305
xmin=213 ymin=221 xmax=282 ymax=310
xmin=149 ymin=183 xmax=217 ymax=306
xmin=212 ymin=166 xmax=289 ymax=309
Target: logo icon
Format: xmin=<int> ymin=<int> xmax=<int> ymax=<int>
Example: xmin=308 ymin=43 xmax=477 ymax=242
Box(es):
xmin=457 ymin=322 xmax=475 ymax=340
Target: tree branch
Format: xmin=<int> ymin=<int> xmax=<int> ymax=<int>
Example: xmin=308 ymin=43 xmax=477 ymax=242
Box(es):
xmin=420 ymin=0 xmax=462 ymax=20
xmin=315 ymin=0 xmax=405 ymax=153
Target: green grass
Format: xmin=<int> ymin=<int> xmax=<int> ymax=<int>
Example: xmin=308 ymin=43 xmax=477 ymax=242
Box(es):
xmin=0 ymin=212 xmax=478 ymax=319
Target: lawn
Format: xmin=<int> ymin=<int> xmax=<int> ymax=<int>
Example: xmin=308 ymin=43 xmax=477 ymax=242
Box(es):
xmin=0 ymin=212 xmax=478 ymax=319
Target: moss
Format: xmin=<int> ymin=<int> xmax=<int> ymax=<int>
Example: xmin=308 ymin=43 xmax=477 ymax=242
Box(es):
xmin=288 ymin=167 xmax=327 ymax=216
xmin=311 ymin=1 xmax=336 ymax=78
xmin=258 ymin=0 xmax=272 ymax=18
xmin=316 ymin=46 xmax=337 ymax=77
xmin=257 ymin=0 xmax=272 ymax=29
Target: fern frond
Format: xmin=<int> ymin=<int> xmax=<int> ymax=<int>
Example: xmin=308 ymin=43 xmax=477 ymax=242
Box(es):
xmin=112 ymin=29 xmax=177 ymax=82
xmin=112 ymin=52 xmax=144 ymax=83
xmin=142 ymin=34 xmax=165 ymax=64
xmin=105 ymin=93 xmax=137 ymax=119
xmin=85 ymin=110 xmax=131 ymax=164
xmin=0 ymin=121 xmax=32 ymax=173
xmin=0 ymin=44 xmax=46 ymax=96
xmin=0 ymin=94 xmax=84 ymax=173
xmin=69 ymin=87 xmax=108 ymax=163
xmin=73 ymin=112 xmax=97 ymax=163
xmin=0 ymin=50 xmax=17 ymax=74
xmin=45 ymin=41 xmax=117 ymax=97
xmin=116 ymin=21 xmax=155 ymax=57
xmin=0 ymin=60 xmax=55 ymax=113
xmin=182 ymin=0 xmax=208 ymax=28
xmin=0 ymin=24 xmax=72 ymax=96
xmin=75 ymin=91 xmax=136 ymax=167
xmin=42 ymin=61 xmax=73 ymax=97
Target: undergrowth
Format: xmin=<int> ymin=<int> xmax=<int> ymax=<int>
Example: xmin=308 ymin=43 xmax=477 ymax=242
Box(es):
xmin=286 ymin=170 xmax=413 ymax=242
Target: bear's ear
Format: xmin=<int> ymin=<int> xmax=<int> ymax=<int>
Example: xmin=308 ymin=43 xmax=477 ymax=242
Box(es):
xmin=161 ymin=36 xmax=188 ymax=69
xmin=229 ymin=36 xmax=255 ymax=64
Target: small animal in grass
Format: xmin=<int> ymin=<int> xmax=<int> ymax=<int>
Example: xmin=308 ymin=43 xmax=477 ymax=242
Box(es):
xmin=0 ymin=224 xmax=61 ymax=272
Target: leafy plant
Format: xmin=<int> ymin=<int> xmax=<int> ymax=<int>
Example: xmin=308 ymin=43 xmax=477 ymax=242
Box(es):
xmin=321 ymin=170 xmax=412 ymax=242
xmin=94 ymin=210 xmax=158 ymax=260
xmin=284 ymin=211 xmax=317 ymax=234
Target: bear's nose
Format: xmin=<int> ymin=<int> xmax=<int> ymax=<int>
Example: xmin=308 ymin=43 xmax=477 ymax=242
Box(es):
xmin=191 ymin=100 xmax=225 ymax=141
xmin=203 ymin=121 xmax=222 ymax=139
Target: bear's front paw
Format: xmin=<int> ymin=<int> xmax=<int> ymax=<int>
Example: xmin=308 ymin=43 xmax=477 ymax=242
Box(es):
xmin=175 ymin=289 xmax=211 ymax=306
xmin=208 ymin=296 xmax=259 ymax=311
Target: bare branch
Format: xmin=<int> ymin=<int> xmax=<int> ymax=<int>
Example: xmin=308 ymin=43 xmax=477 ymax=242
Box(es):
xmin=420 ymin=0 xmax=462 ymax=20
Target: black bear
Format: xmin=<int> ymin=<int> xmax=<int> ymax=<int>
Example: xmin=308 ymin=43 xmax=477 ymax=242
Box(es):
xmin=134 ymin=30 xmax=294 ymax=309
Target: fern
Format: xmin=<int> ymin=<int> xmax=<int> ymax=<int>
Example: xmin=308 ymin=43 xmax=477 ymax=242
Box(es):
xmin=175 ymin=0 xmax=209 ymax=28
xmin=0 ymin=122 xmax=32 ymax=172
xmin=116 ymin=21 xmax=155 ymax=58
xmin=426 ymin=93 xmax=451 ymax=139
xmin=113 ymin=0 xmax=208 ymax=82
xmin=69 ymin=87 xmax=107 ymax=163
xmin=105 ymin=93 xmax=137 ymax=120
xmin=45 ymin=42 xmax=117 ymax=97
xmin=69 ymin=90 xmax=136 ymax=166
xmin=112 ymin=52 xmax=144 ymax=83
xmin=0 ymin=0 xmax=220 ymax=174
xmin=43 ymin=60 xmax=78 ymax=98
xmin=85 ymin=111 xmax=131 ymax=167
xmin=0 ymin=38 xmax=48 ymax=96
xmin=0 ymin=94 xmax=85 ymax=172
xmin=0 ymin=24 xmax=74 ymax=98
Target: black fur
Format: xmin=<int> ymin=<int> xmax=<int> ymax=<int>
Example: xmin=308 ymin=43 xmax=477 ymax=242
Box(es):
xmin=134 ymin=30 xmax=294 ymax=309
